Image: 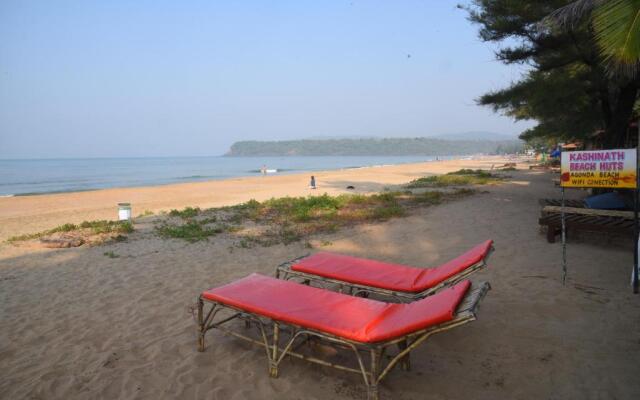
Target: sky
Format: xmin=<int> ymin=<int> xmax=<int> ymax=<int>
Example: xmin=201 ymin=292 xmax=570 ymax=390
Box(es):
xmin=0 ymin=0 xmax=533 ymax=158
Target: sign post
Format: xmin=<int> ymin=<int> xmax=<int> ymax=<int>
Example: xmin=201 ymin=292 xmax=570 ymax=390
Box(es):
xmin=559 ymin=149 xmax=638 ymax=292
xmin=635 ymin=143 xmax=639 ymax=293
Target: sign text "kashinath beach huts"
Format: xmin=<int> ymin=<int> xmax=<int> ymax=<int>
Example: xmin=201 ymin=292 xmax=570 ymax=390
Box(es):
xmin=559 ymin=147 xmax=639 ymax=294
xmin=560 ymin=149 xmax=637 ymax=189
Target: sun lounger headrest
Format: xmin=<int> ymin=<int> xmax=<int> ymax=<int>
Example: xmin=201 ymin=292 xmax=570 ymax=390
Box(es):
xmin=414 ymin=239 xmax=493 ymax=290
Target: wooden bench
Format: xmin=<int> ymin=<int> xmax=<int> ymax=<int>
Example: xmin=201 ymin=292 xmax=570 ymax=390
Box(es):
xmin=539 ymin=206 xmax=634 ymax=243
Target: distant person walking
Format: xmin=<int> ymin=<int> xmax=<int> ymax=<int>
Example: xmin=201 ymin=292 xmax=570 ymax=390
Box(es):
xmin=261 ymin=165 xmax=267 ymax=175
xmin=309 ymin=176 xmax=316 ymax=189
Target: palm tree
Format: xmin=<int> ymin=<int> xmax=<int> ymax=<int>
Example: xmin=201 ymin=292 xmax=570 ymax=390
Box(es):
xmin=549 ymin=0 xmax=640 ymax=77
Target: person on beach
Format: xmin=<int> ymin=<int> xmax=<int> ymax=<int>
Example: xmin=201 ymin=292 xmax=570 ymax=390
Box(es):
xmin=309 ymin=176 xmax=316 ymax=189
xmin=261 ymin=165 xmax=266 ymax=175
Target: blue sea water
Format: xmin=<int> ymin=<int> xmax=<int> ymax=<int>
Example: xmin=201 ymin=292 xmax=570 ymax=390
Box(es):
xmin=0 ymin=156 xmax=458 ymax=196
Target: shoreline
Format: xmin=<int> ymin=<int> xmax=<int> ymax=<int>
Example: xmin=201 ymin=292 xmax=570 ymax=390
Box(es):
xmin=0 ymin=155 xmax=515 ymax=242
xmin=0 ymin=154 xmax=464 ymax=197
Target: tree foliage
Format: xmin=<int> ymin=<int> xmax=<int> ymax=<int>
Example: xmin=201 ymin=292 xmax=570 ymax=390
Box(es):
xmin=549 ymin=0 xmax=640 ymax=76
xmin=463 ymin=0 xmax=640 ymax=148
xmin=593 ymin=0 xmax=640 ymax=75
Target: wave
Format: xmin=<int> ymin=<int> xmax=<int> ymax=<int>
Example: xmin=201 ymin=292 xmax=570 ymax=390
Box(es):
xmin=174 ymin=175 xmax=218 ymax=180
xmin=0 ymin=178 xmax=92 ymax=187
xmin=0 ymin=155 xmax=462 ymax=196
xmin=13 ymin=188 xmax=96 ymax=196
xmin=246 ymin=168 xmax=301 ymax=173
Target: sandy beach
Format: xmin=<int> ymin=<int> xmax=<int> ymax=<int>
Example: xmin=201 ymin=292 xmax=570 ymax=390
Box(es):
xmin=0 ymin=156 xmax=510 ymax=242
xmin=1 ymin=158 xmax=639 ymax=400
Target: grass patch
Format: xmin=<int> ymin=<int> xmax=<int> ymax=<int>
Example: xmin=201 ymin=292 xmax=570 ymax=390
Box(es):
xmin=103 ymin=251 xmax=120 ymax=258
xmin=7 ymin=220 xmax=134 ymax=243
xmin=137 ymin=210 xmax=154 ymax=218
xmin=155 ymin=220 xmax=227 ymax=243
xmin=413 ymin=191 xmax=444 ymax=204
xmin=169 ymin=207 xmax=201 ymax=219
xmin=406 ymin=169 xmax=503 ymax=188
xmin=154 ymin=188 xmax=477 ymax=246
xmin=79 ymin=220 xmax=134 ymax=234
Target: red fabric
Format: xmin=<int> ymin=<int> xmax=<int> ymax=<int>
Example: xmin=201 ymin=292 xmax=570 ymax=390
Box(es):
xmin=202 ymin=273 xmax=470 ymax=343
xmin=291 ymin=240 xmax=493 ymax=293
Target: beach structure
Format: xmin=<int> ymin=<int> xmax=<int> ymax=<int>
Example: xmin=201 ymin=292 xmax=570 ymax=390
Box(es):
xmin=539 ymin=206 xmax=634 ymax=243
xmin=197 ymin=273 xmax=490 ymax=400
xmin=556 ymin=147 xmax=639 ymax=290
xmin=276 ymin=240 xmax=493 ymax=301
xmin=117 ymin=203 xmax=131 ymax=221
xmin=539 ymin=198 xmax=586 ymax=208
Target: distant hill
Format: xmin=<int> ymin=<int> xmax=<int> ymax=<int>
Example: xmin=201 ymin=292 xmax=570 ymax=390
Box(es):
xmin=302 ymin=131 xmax=519 ymax=141
xmin=431 ymin=131 xmax=519 ymax=141
xmin=226 ymin=137 xmax=523 ymax=157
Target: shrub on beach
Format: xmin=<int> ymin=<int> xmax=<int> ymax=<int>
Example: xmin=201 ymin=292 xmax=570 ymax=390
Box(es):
xmin=7 ymin=220 xmax=134 ymax=243
xmin=169 ymin=207 xmax=201 ymax=219
xmin=406 ymin=169 xmax=502 ymax=188
xmin=155 ymin=188 xmax=474 ymax=246
xmin=155 ymin=220 xmax=226 ymax=243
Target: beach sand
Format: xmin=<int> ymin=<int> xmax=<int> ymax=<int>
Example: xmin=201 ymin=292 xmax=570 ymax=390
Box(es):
xmin=0 ymin=156 xmax=508 ymax=242
xmin=1 ymin=158 xmax=639 ymax=399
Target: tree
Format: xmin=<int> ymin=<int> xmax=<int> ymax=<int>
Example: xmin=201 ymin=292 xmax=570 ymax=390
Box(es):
xmin=550 ymin=0 xmax=640 ymax=76
xmin=463 ymin=0 xmax=639 ymax=148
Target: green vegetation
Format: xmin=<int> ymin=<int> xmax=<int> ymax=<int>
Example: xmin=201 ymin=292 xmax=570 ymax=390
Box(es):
xmin=7 ymin=220 xmax=134 ymax=243
xmin=406 ymin=169 xmax=502 ymax=188
xmin=8 ymin=189 xmax=477 ymax=248
xmin=137 ymin=210 xmax=154 ymax=218
xmin=217 ymin=193 xmax=406 ymax=247
xmin=463 ymin=1 xmax=639 ymax=148
xmin=78 ymin=220 xmax=134 ymax=234
xmin=169 ymin=207 xmax=201 ymax=219
xmin=226 ymin=138 xmax=523 ymax=156
xmin=155 ymin=220 xmax=227 ymax=243
xmin=244 ymin=192 xmax=406 ymax=224
xmin=412 ymin=191 xmax=444 ymax=204
xmin=552 ymin=0 xmax=640 ymax=76
xmin=155 ymin=189 xmax=475 ymax=246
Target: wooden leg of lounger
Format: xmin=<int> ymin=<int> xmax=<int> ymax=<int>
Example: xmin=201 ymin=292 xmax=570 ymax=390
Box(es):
xmin=270 ymin=322 xmax=280 ymax=378
xmin=398 ymin=339 xmax=410 ymax=371
xmin=197 ymin=298 xmax=205 ymax=352
xmin=367 ymin=348 xmax=381 ymax=400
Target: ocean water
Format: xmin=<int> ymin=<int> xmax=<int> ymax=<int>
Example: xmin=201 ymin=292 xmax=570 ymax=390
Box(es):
xmin=0 ymin=156 xmax=456 ymax=196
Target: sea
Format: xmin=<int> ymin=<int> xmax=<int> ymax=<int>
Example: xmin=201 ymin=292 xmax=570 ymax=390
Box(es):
xmin=0 ymin=155 xmax=460 ymax=197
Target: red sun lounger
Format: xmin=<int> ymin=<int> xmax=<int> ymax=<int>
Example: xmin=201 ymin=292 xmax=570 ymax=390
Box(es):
xmin=276 ymin=239 xmax=494 ymax=301
xmin=197 ymin=273 xmax=490 ymax=400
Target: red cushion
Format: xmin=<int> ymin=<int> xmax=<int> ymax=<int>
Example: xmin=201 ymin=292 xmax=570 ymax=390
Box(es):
xmin=291 ymin=240 xmax=493 ymax=293
xmin=201 ymin=273 xmax=470 ymax=343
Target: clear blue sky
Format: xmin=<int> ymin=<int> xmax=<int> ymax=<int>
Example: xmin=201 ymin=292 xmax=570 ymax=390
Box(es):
xmin=0 ymin=0 xmax=532 ymax=158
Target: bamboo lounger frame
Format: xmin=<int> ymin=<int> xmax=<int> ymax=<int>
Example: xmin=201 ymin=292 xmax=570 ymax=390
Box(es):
xmin=275 ymin=247 xmax=494 ymax=302
xmin=197 ymin=282 xmax=490 ymax=400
